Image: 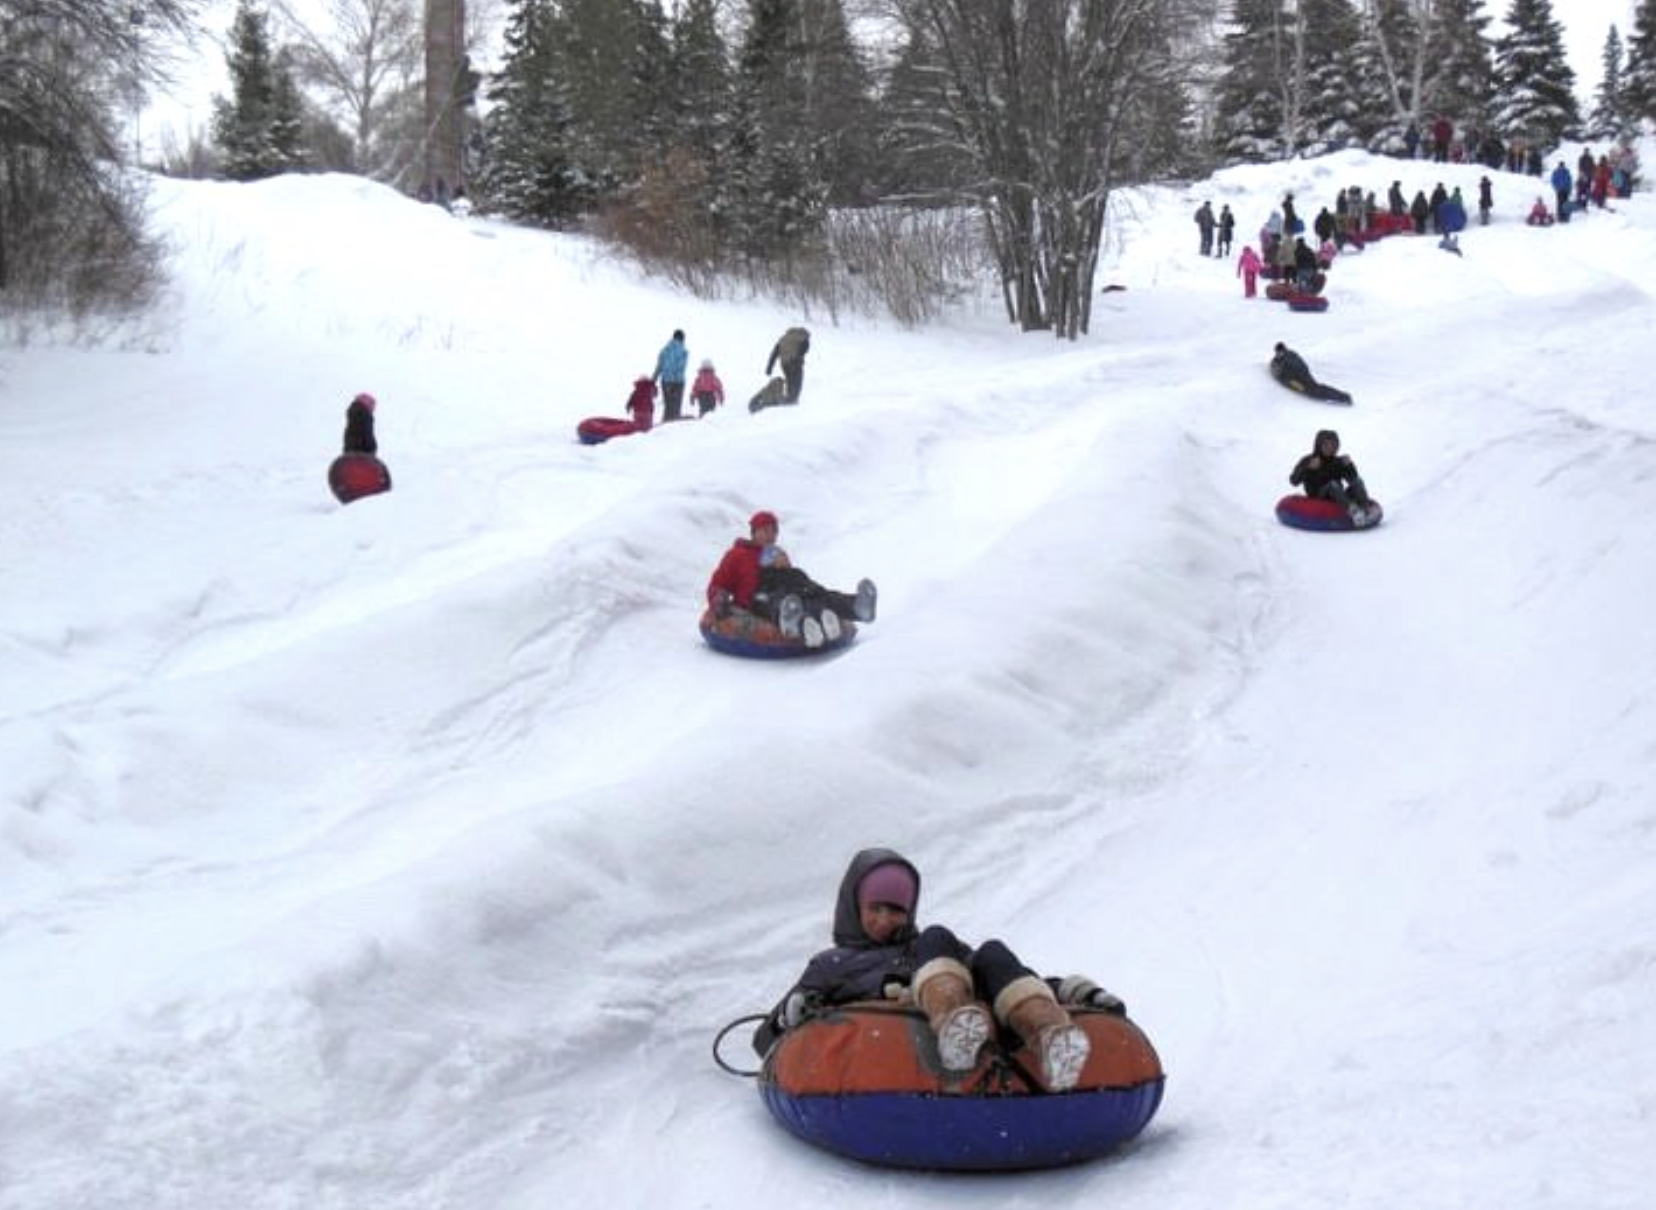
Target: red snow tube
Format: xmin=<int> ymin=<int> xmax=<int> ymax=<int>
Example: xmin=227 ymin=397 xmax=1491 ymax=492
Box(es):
xmin=328 ymin=453 xmax=392 ymax=504
xmin=1287 ymin=293 xmax=1329 ymax=312
xmin=1276 ymin=494 xmax=1384 ymax=531
xmin=699 ymin=608 xmax=855 ymax=659
xmin=577 ymin=416 xmax=643 ymax=445
xmin=759 ymin=1001 xmax=1165 ymax=1171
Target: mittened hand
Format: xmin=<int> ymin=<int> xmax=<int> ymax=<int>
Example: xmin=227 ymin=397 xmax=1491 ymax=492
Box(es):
xmin=782 ymin=990 xmax=825 ymax=1029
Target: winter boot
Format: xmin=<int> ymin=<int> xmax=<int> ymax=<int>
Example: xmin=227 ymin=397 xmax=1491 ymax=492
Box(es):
xmin=801 ymin=616 xmax=825 ymax=649
xmin=777 ymin=594 xmax=804 ymax=639
xmin=820 ymin=610 xmax=842 ymax=642
xmin=853 ymin=578 xmax=878 ymax=623
xmin=912 ymin=958 xmax=992 ymax=1072
xmin=996 ymin=976 xmax=1091 ymax=1092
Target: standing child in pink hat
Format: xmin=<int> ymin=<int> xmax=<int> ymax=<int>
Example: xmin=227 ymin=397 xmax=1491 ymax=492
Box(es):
xmin=1237 ymin=244 xmax=1263 ymax=298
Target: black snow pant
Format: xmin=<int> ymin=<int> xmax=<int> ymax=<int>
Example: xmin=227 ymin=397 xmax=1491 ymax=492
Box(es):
xmin=754 ymin=566 xmax=856 ymax=621
xmin=916 ymin=925 xmax=1041 ymax=1007
xmin=660 ymin=381 xmax=685 ymax=421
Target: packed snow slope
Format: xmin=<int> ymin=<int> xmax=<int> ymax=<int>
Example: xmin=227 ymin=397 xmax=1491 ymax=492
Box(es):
xmin=2 ymin=148 xmax=1654 ymax=1209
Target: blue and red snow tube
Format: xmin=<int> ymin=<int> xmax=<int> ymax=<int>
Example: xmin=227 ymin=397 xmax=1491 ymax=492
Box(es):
xmin=577 ymin=416 xmax=643 ymax=445
xmin=759 ymin=1001 xmax=1164 ymax=1171
xmin=1276 ymin=494 xmax=1384 ymax=531
xmin=699 ymin=608 xmax=856 ymax=659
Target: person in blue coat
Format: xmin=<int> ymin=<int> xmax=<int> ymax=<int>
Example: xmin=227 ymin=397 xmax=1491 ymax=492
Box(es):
xmin=653 ymin=329 xmax=689 ymax=421
xmin=1550 ymin=162 xmax=1573 ymax=223
xmin=1436 ymin=187 xmax=1467 ymax=255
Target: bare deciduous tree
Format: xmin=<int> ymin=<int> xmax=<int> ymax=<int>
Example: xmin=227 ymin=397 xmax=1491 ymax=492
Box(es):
xmin=272 ymin=0 xmax=423 ymax=180
xmin=887 ymin=0 xmax=1171 ymax=338
xmin=0 ymin=0 xmax=200 ymax=320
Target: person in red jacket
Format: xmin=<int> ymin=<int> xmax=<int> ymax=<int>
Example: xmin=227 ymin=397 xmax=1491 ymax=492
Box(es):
xmin=706 ymin=511 xmax=877 ymax=648
xmin=625 ymin=376 xmax=656 ymax=431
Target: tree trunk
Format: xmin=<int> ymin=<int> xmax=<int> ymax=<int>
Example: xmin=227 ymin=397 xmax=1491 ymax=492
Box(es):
xmin=424 ymin=0 xmax=465 ymax=196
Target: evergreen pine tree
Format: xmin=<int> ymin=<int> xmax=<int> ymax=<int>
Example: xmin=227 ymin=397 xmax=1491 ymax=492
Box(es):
xmin=1585 ymin=26 xmax=1631 ymax=139
xmin=1622 ymin=0 xmax=1656 ymax=122
xmin=1489 ymin=0 xmax=1581 ymax=148
xmin=874 ymin=24 xmax=973 ymax=200
xmin=1212 ymin=0 xmax=1300 ymax=163
xmin=1297 ymin=0 xmax=1367 ymax=155
xmin=727 ymin=0 xmax=826 ymax=257
xmin=1351 ymin=0 xmax=1423 ymax=153
xmin=619 ymin=1 xmax=674 ymax=185
xmin=480 ymin=0 xmax=587 ymax=227
xmin=671 ymin=0 xmax=730 ymax=169
xmin=794 ymin=0 xmax=878 ymax=205
xmin=555 ymin=0 xmax=651 ymax=195
xmin=1422 ymin=0 xmax=1496 ymax=139
xmin=213 ymin=0 xmax=305 ymax=180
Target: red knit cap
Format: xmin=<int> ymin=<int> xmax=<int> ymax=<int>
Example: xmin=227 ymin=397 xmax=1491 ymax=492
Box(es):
xmin=749 ymin=510 xmax=779 ymax=532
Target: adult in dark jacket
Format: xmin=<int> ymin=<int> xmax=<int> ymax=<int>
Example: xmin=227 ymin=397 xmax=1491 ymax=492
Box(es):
xmin=1290 ymin=429 xmax=1375 ymax=524
xmin=342 ymin=392 xmax=378 ymax=454
xmin=1387 ymin=181 xmax=1407 ymax=217
xmin=1270 ymin=343 xmax=1352 ymax=404
xmin=765 ymin=326 xmax=811 ymax=404
xmin=1292 ymin=237 xmax=1320 ymax=290
xmin=1409 ymin=190 xmax=1431 ymax=235
xmin=1194 ymin=200 xmax=1216 ymax=255
xmin=750 ymin=847 xmax=1125 ymax=1092
xmin=706 ymin=510 xmax=876 ymax=648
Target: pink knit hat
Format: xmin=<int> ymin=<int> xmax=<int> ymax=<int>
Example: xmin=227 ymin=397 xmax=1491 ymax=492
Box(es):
xmin=857 ymin=862 xmax=917 ymax=913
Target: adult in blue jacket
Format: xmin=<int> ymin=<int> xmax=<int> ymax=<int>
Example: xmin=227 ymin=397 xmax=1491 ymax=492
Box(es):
xmin=1550 ymin=162 xmax=1573 ymax=223
xmin=653 ymin=329 xmax=689 ymax=421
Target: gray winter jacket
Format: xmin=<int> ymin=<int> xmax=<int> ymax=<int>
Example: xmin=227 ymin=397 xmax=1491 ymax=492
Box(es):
xmin=751 ymin=847 xmax=926 ymax=1056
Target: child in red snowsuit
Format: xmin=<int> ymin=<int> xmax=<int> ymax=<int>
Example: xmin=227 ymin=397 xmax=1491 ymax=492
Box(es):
xmin=625 ymin=376 xmax=656 ymax=431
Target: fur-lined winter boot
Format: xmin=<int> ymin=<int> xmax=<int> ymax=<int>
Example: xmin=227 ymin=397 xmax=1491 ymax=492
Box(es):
xmin=995 ymin=975 xmax=1091 ymax=1092
xmin=912 ymin=958 xmax=992 ymax=1072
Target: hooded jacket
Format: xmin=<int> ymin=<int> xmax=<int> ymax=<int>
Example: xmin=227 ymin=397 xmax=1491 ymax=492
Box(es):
xmin=1289 ymin=429 xmax=1362 ymax=496
xmin=1270 ymin=344 xmax=1313 ymax=389
xmin=751 ymin=848 xmax=927 ymax=1056
xmin=342 ymin=399 xmax=378 ymax=455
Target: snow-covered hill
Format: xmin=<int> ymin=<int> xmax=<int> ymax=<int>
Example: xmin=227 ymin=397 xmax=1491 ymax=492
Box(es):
xmin=2 ymin=147 xmax=1653 ymax=1208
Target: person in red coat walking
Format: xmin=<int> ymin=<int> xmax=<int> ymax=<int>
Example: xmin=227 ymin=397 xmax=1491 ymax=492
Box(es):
xmin=625 ymin=376 xmax=656 ymax=432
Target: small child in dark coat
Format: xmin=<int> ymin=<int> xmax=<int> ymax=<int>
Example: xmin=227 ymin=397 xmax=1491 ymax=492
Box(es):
xmin=342 ymin=392 xmax=378 ymax=455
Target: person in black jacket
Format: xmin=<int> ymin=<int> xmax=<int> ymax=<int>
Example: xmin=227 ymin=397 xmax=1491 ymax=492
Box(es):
xmin=1289 ymin=429 xmax=1375 ymax=524
xmin=765 ymin=326 xmax=811 ymax=404
xmin=1270 ymin=343 xmax=1351 ymax=403
xmin=342 ymin=392 xmax=378 ymax=455
xmin=750 ymin=848 xmax=1124 ymax=1091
